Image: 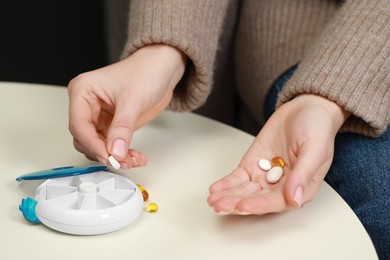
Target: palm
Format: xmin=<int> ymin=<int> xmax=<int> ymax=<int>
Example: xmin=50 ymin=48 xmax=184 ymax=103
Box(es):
xmin=208 ymin=95 xmax=339 ymax=215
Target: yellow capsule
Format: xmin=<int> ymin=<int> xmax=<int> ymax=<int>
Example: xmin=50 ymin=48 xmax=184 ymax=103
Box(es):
xmin=146 ymin=202 xmax=158 ymax=213
xmin=271 ymin=156 xmax=285 ymax=168
xmin=137 ymin=184 xmax=149 ymax=202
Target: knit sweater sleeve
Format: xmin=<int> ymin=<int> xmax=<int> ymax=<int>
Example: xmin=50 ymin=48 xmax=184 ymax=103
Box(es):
xmin=121 ymin=0 xmax=232 ymax=111
xmin=276 ymin=0 xmax=390 ymax=137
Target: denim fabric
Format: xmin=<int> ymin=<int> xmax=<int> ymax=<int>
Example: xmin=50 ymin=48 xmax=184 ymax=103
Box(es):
xmin=327 ymin=130 xmax=390 ymax=259
xmin=264 ymin=66 xmax=390 ymax=260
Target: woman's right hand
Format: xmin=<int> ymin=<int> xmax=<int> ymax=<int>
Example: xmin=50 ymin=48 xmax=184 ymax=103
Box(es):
xmin=68 ymin=44 xmax=187 ymax=168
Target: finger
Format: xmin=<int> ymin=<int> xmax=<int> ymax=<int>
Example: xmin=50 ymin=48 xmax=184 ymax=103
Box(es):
xmin=210 ymin=196 xmax=243 ymax=214
xmin=211 ymin=188 xmax=284 ymax=215
xmin=235 ymin=189 xmax=288 ymax=215
xmin=284 ymin=140 xmax=332 ymax=208
xmin=209 ymin=167 xmax=251 ymax=192
xmin=106 ymin=95 xmax=140 ymax=160
xmin=117 ymin=149 xmax=148 ymax=169
xmin=68 ymin=93 xmax=109 ymax=162
xmin=128 ymin=149 xmax=148 ymax=167
xmin=73 ymin=138 xmax=107 ymax=165
xmin=211 ymin=178 xmax=289 ymax=215
xmin=207 ymin=181 xmax=261 ymax=206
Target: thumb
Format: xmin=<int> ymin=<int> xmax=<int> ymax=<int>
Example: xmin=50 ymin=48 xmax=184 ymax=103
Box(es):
xmin=284 ymin=142 xmax=331 ymax=209
xmin=106 ymin=99 xmax=139 ymax=160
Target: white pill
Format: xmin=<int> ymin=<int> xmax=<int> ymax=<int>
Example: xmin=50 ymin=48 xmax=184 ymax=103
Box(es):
xmin=108 ymin=155 xmax=121 ymax=169
xmin=258 ymin=159 xmax=272 ymax=171
xmin=266 ymin=166 xmax=284 ymax=184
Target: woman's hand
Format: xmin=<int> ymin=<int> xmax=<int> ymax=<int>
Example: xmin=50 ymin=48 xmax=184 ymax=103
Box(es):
xmin=208 ymin=94 xmax=350 ymax=215
xmin=68 ymin=44 xmax=187 ymax=168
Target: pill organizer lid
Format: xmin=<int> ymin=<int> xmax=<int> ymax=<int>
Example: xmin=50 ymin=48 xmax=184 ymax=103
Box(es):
xmin=16 ymin=165 xmax=108 ymax=182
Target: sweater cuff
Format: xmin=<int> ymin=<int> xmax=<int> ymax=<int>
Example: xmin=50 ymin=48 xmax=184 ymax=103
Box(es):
xmin=276 ymin=0 xmax=390 ymax=137
xmin=121 ymin=0 xmax=229 ymax=111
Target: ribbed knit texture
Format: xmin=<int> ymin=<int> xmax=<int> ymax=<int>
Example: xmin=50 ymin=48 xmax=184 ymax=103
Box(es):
xmin=122 ymin=0 xmax=230 ymax=111
xmin=235 ymin=0 xmax=339 ymax=125
xmin=277 ymin=0 xmax=390 ymax=137
xmin=123 ymin=0 xmax=390 ymax=137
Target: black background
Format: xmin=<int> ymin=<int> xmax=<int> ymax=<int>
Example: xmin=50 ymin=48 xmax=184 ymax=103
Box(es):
xmin=0 ymin=0 xmax=108 ymax=86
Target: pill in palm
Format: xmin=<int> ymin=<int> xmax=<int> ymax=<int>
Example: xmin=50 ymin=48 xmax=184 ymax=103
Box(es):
xmin=271 ymin=156 xmax=285 ymax=168
xmin=258 ymin=159 xmax=272 ymax=171
xmin=266 ymin=166 xmax=284 ymax=184
xmin=108 ymin=155 xmax=121 ymax=169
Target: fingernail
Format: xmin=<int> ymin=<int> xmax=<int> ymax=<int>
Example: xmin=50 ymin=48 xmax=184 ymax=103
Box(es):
xmin=131 ymin=156 xmax=139 ymax=166
xmin=294 ymin=186 xmax=303 ymax=208
xmin=120 ymin=163 xmax=129 ymax=169
xmin=112 ymin=139 xmax=126 ymax=159
xmin=217 ymin=211 xmax=229 ymax=215
xmin=238 ymin=211 xmax=251 ymax=215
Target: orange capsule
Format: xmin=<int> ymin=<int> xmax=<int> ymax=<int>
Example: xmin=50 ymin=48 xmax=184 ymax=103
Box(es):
xmin=137 ymin=184 xmax=149 ymax=202
xmin=271 ymin=156 xmax=285 ymax=168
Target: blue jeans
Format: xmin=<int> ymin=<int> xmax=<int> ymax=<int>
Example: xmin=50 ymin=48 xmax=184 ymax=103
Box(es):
xmin=264 ymin=66 xmax=390 ymax=260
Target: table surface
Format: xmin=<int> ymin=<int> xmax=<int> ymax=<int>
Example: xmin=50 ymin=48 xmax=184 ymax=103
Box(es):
xmin=0 ymin=82 xmax=377 ymax=260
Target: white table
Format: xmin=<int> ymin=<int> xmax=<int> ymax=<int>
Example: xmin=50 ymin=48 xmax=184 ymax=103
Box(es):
xmin=0 ymin=82 xmax=377 ymax=259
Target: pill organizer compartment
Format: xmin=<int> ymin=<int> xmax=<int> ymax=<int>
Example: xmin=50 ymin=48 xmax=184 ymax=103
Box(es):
xmin=18 ymin=167 xmax=143 ymax=235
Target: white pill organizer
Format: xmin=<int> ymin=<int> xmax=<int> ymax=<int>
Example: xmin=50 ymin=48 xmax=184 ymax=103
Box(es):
xmin=16 ymin=165 xmax=144 ymax=235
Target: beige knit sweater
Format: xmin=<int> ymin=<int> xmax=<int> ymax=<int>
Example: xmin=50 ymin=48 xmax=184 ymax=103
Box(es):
xmin=121 ymin=0 xmax=389 ymax=137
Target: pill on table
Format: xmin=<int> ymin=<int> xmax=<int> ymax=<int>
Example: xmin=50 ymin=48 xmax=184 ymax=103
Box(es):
xmin=137 ymin=184 xmax=149 ymax=202
xmin=108 ymin=155 xmax=121 ymax=169
xmin=258 ymin=159 xmax=272 ymax=171
xmin=266 ymin=166 xmax=284 ymax=184
xmin=146 ymin=202 xmax=158 ymax=213
xmin=271 ymin=156 xmax=285 ymax=168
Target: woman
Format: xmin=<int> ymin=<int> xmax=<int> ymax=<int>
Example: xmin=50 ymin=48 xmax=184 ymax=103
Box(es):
xmin=68 ymin=1 xmax=389 ymax=258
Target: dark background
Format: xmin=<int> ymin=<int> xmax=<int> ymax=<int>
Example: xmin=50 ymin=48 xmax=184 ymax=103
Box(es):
xmin=0 ymin=0 xmax=108 ymax=86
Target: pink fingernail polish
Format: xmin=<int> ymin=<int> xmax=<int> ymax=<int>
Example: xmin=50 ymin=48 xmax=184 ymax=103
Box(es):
xmin=294 ymin=186 xmax=303 ymax=208
xmin=112 ymin=139 xmax=126 ymax=159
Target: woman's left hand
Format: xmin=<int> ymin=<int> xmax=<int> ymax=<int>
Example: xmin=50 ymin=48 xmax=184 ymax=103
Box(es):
xmin=207 ymin=94 xmax=350 ymax=215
